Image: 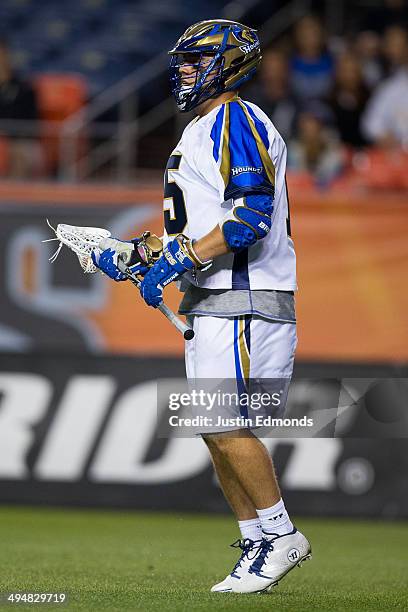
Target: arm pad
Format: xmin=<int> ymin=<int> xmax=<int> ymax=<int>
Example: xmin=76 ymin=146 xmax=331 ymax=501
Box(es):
xmin=219 ymin=193 xmax=274 ymax=253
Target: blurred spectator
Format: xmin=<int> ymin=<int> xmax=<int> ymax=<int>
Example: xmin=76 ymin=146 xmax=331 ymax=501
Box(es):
xmin=244 ymin=49 xmax=297 ymax=142
xmin=288 ymin=101 xmax=344 ymax=185
xmin=290 ymin=15 xmax=334 ymax=102
xmin=361 ymin=39 xmax=408 ymax=149
xmin=353 ymin=31 xmax=384 ymax=89
xmin=353 ymin=4 xmax=408 ymax=89
xmin=0 ymin=40 xmax=42 ymax=178
xmin=383 ymin=25 xmax=408 ymax=75
xmin=329 ymin=52 xmax=370 ymax=148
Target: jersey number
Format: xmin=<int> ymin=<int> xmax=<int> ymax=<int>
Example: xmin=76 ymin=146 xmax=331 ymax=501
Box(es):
xmin=164 ymin=153 xmax=187 ymax=236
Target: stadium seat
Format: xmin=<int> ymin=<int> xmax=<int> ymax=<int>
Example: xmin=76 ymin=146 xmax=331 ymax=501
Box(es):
xmin=34 ymin=73 xmax=88 ymax=173
xmin=35 ymin=73 xmax=87 ymax=120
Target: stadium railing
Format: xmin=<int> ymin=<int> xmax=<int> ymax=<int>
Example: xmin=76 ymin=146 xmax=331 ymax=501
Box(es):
xmin=57 ymin=0 xmax=311 ymax=182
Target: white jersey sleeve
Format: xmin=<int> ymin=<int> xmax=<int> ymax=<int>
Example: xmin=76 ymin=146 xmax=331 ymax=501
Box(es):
xmin=162 ymin=97 xmax=296 ymax=291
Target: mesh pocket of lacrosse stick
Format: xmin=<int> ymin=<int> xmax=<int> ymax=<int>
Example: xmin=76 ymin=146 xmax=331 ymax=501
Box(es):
xmin=43 ymin=219 xmax=111 ymax=273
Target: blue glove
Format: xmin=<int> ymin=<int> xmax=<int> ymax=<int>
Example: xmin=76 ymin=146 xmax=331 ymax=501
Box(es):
xmin=91 ymin=247 xmax=126 ymax=281
xmin=91 ymin=237 xmax=149 ymax=282
xmin=140 ymin=236 xmax=198 ymax=307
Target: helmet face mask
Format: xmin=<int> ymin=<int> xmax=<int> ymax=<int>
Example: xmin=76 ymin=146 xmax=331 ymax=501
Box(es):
xmin=168 ymin=20 xmax=261 ymax=112
xmin=169 ymin=51 xmax=224 ymax=112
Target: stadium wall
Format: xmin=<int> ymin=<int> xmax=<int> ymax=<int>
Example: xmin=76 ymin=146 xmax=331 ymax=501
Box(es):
xmin=0 ymin=352 xmax=407 ymax=517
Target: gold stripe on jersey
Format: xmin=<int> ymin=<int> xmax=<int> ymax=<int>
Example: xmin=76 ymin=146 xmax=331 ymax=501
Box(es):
xmin=238 ymin=316 xmax=250 ymax=388
xmin=220 ymin=102 xmax=231 ymax=188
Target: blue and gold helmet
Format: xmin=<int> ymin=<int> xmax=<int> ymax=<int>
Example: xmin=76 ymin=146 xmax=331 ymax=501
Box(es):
xmin=168 ymin=19 xmax=261 ymax=112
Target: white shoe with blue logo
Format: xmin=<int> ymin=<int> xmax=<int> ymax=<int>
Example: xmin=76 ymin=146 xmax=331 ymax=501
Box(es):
xmin=210 ymin=538 xmax=261 ymax=592
xmin=231 ymin=528 xmax=312 ymax=594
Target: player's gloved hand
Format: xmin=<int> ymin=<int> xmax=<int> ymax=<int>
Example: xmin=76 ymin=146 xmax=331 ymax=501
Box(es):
xmin=140 ymin=235 xmax=211 ymax=307
xmin=91 ymin=237 xmax=148 ymax=281
xmin=91 ymin=232 xmax=163 ymax=282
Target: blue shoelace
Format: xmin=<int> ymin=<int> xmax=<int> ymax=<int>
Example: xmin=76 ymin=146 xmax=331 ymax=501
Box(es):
xmin=229 ymin=538 xmax=262 ymax=577
xmin=248 ymin=538 xmax=275 ymax=576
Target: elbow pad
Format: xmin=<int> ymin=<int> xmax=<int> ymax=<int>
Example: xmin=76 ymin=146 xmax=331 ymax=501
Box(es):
xmin=219 ymin=193 xmax=274 ymax=253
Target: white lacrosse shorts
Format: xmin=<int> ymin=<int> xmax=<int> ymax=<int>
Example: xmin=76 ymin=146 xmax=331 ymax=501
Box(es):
xmin=184 ymin=315 xmax=297 ymax=434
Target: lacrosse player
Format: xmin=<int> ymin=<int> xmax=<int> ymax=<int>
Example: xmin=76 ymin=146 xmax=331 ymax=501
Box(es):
xmin=92 ymin=19 xmax=311 ymax=594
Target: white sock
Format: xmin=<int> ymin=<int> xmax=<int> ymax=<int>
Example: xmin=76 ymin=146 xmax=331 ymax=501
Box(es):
xmin=256 ymin=498 xmax=294 ymax=537
xmin=238 ymin=517 xmax=262 ymax=542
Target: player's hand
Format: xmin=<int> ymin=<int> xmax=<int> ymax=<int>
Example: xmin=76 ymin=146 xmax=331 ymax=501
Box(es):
xmin=140 ymin=236 xmax=196 ymax=307
xmin=91 ymin=237 xmax=149 ymax=282
xmin=92 ymin=232 xmax=164 ymax=281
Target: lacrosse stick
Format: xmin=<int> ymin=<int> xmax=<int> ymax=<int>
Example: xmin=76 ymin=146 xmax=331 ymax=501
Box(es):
xmin=43 ymin=220 xmax=194 ymax=340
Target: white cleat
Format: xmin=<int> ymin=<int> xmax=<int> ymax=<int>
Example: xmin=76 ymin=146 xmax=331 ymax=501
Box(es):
xmin=231 ymin=528 xmax=312 ymax=594
xmin=211 ymin=538 xmax=261 ymax=592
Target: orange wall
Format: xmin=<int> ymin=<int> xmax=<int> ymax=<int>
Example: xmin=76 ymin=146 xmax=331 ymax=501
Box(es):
xmin=87 ymin=187 xmax=408 ymax=362
xmin=292 ymin=193 xmax=408 ymax=362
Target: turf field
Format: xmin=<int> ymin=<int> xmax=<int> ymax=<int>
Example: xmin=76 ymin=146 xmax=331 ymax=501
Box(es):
xmin=0 ymin=507 xmax=406 ymax=611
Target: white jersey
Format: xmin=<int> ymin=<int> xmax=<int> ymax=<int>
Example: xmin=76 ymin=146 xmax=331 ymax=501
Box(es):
xmin=163 ymin=96 xmax=296 ymax=291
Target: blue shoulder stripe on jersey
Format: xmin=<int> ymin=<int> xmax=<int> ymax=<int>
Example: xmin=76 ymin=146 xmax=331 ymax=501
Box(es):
xmin=242 ymin=101 xmax=269 ymax=151
xmin=210 ymin=105 xmax=225 ymax=162
xmin=219 ymin=100 xmax=275 ymax=200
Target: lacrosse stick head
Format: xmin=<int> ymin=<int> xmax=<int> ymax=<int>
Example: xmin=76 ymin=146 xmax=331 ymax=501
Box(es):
xmin=44 ymin=221 xmax=111 ymax=273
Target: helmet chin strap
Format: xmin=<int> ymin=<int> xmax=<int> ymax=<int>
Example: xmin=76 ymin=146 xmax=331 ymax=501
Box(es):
xmin=179 ymin=84 xmax=193 ymax=98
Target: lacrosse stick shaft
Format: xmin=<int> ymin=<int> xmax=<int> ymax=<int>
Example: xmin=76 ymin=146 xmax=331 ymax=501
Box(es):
xmin=116 ymin=259 xmax=194 ymax=341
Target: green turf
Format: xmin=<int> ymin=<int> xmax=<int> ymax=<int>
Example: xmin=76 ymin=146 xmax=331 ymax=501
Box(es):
xmin=0 ymin=507 xmax=407 ymax=611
